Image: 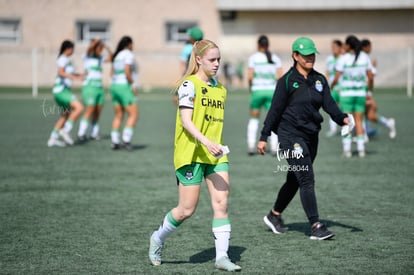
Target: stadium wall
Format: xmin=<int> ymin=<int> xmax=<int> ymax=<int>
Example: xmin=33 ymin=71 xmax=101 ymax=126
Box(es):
xmin=0 ymin=0 xmax=412 ymax=89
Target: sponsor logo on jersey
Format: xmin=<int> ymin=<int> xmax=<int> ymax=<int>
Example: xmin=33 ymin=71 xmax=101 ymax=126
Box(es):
xmin=293 ymin=82 xmax=299 ymax=88
xmin=204 ymin=114 xmax=224 ymax=123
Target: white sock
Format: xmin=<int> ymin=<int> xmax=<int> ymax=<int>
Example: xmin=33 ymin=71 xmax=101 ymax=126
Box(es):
xmin=247 ymin=118 xmax=259 ymax=151
xmin=356 ymin=135 xmax=365 ymax=152
xmin=90 ymin=123 xmax=99 ymax=138
xmin=77 ymin=119 xmax=89 ymax=137
xmin=63 ymin=120 xmax=73 ymax=133
xmin=50 ymin=129 xmax=59 ymax=140
xmin=122 ymin=127 xmax=134 ymax=143
xmin=329 ymin=118 xmax=337 ymax=132
xmin=111 ymin=130 xmax=120 ymax=144
xmin=342 ymin=135 xmax=352 ymax=153
xmin=154 ymin=211 xmax=181 ymax=244
xmin=379 ymin=116 xmax=389 ymax=127
xmin=212 ymin=218 xmax=231 ymax=261
xmin=269 ymin=132 xmax=279 ymax=153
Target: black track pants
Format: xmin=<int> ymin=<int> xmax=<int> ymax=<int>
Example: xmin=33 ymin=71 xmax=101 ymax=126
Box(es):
xmin=273 ymin=132 xmax=320 ymax=225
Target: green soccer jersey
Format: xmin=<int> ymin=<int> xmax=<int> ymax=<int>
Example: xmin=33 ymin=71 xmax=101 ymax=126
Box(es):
xmin=53 ymin=55 xmax=75 ymax=94
xmin=174 ymin=75 xmax=228 ymax=170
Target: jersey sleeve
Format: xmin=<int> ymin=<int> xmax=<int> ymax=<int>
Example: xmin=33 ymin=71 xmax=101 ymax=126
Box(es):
xmin=259 ymin=74 xmax=289 ymax=141
xmin=177 ymin=80 xmax=195 ymax=108
xmin=57 ymin=56 xmax=67 ymax=68
xmin=335 ymin=55 xmax=345 ymax=72
xmin=366 ymin=55 xmax=376 ymax=75
xmin=272 ymin=54 xmax=282 ymax=69
xmin=124 ymin=51 xmax=135 ymax=65
xmin=247 ymin=54 xmax=255 ymax=69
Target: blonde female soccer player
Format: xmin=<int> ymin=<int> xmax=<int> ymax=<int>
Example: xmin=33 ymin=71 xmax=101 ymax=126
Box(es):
xmin=77 ymin=38 xmax=112 ymax=141
xmin=110 ymin=36 xmax=139 ymax=150
xmin=148 ymin=40 xmax=241 ymax=272
xmin=47 ymin=40 xmax=83 ymax=147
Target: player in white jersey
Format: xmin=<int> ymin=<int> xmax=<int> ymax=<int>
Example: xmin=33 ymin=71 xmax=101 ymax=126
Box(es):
xmin=47 ymin=40 xmax=84 ymax=147
xmin=325 ymin=39 xmax=343 ymax=137
xmin=331 ymin=35 xmax=374 ymax=157
xmin=247 ymin=35 xmax=283 ymax=155
xmin=77 ymin=38 xmax=112 ymax=141
xmin=109 ymin=36 xmax=139 ymax=150
xmin=361 ymin=39 xmax=396 ymax=139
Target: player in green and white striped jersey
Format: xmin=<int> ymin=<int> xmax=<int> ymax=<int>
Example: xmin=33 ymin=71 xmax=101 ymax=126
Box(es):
xmin=331 ymin=35 xmax=374 ymax=158
xmin=47 ymin=40 xmax=84 ymax=147
xmin=109 ymin=36 xmax=139 ymax=150
xmin=247 ymin=35 xmax=283 ymax=155
xmin=325 ymin=39 xmax=343 ymax=137
xmin=77 ymin=38 xmax=112 ymax=141
xmin=361 ymin=39 xmax=396 ymax=139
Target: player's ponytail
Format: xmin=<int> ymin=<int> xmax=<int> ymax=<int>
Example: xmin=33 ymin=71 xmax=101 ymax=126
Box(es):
xmin=112 ymin=36 xmax=132 ymax=62
xmin=258 ymin=35 xmax=274 ymax=64
xmin=345 ymin=35 xmax=361 ymax=65
xmin=58 ymin=40 xmax=74 ymax=57
xmin=174 ymin=39 xmax=219 ymax=92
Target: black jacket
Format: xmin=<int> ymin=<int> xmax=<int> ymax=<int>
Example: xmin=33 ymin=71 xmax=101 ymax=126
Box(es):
xmin=260 ymin=66 xmax=347 ymax=141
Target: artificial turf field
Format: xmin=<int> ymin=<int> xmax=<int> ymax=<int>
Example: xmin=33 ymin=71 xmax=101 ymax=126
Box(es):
xmin=0 ymin=87 xmax=413 ymax=274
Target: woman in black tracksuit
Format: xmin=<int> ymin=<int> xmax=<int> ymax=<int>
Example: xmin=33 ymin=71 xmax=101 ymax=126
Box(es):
xmin=257 ymin=37 xmax=351 ymax=240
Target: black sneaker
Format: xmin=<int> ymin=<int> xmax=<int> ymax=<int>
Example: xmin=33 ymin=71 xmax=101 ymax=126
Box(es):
xmin=310 ymin=222 xmax=335 ymax=240
xmin=263 ymin=211 xmax=287 ymax=234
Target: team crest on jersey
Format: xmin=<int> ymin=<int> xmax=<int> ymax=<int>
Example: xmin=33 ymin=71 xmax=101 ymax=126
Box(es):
xmin=185 ymin=170 xmax=193 ymax=180
xmin=293 ymin=82 xmax=299 ymax=88
xmin=315 ymin=80 xmax=323 ymax=92
xmin=201 ymin=87 xmax=208 ymax=94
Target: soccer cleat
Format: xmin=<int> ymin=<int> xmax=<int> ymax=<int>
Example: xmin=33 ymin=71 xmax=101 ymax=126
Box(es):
xmin=263 ymin=211 xmax=287 ymax=234
xmin=59 ymin=129 xmax=74 ymax=145
xmin=90 ymin=135 xmax=101 ymax=141
xmin=358 ymin=151 xmax=366 ymax=158
xmin=47 ymin=138 xmax=66 ymax=147
xmin=343 ymin=151 xmax=352 ymax=158
xmin=149 ymin=232 xmax=163 ymax=266
xmin=388 ymin=118 xmax=396 ymax=139
xmin=215 ymin=256 xmax=241 ymax=272
xmin=111 ymin=143 xmax=121 ymax=150
xmin=78 ymin=135 xmax=87 ymax=141
xmin=77 ymin=135 xmax=88 ymax=144
xmin=310 ymin=222 xmax=335 ymax=240
xmin=122 ymin=142 xmax=133 ymax=151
